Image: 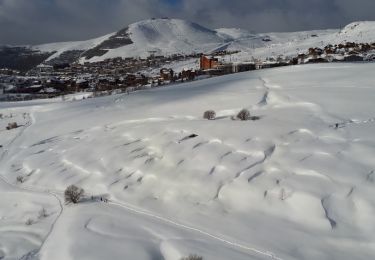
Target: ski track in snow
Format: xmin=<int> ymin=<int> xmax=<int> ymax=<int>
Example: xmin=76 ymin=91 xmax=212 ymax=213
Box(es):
xmin=106 ymin=200 xmax=284 ymax=260
xmin=0 ymin=113 xmax=64 ymax=260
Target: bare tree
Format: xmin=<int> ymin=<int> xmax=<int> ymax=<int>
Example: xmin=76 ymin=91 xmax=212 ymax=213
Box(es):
xmin=203 ymin=110 xmax=216 ymax=120
xmin=237 ymin=109 xmax=251 ymax=121
xmin=64 ymin=185 xmax=85 ymax=204
xmin=180 ymin=254 xmax=203 ymax=260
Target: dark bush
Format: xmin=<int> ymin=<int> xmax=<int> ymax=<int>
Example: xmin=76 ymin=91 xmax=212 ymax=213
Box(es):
xmin=6 ymin=122 xmax=18 ymax=130
xmin=180 ymin=254 xmax=203 ymax=260
xmin=203 ymin=110 xmax=216 ymax=120
xmin=16 ymin=175 xmax=25 ymax=183
xmin=64 ymin=185 xmax=84 ymax=204
xmin=237 ymin=109 xmax=251 ymax=121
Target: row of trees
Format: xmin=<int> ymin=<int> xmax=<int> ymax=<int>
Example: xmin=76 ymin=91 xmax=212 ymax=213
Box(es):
xmin=204 ymin=108 xmax=253 ymax=121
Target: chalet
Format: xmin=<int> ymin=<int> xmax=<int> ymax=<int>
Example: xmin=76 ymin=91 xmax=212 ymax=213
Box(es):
xmin=297 ymin=53 xmax=308 ymax=64
xmin=306 ymin=57 xmax=329 ymax=64
xmin=180 ymin=69 xmax=196 ymax=81
xmin=232 ymin=63 xmax=256 ymax=73
xmin=308 ymin=48 xmax=324 ymax=56
xmin=75 ymin=79 xmax=90 ymax=90
xmin=122 ymin=73 xmax=148 ymax=87
xmin=160 ymin=68 xmax=174 ymax=81
xmin=255 ymin=62 xmax=273 ymax=70
xmin=37 ymin=64 xmax=53 ymax=75
xmin=262 ymin=36 xmax=272 ymax=42
xmin=348 ymin=50 xmax=360 ymax=55
xmin=290 ymin=57 xmax=299 ymax=65
xmin=39 ymin=87 xmax=60 ymax=95
xmin=200 ymin=55 xmax=219 ymax=70
xmin=14 ymin=84 xmax=44 ymax=94
xmin=365 ymin=53 xmax=375 ymax=61
xmin=324 ymin=45 xmax=335 ymax=55
xmin=53 ymin=63 xmax=70 ymax=70
xmin=344 ymin=55 xmax=364 ymax=62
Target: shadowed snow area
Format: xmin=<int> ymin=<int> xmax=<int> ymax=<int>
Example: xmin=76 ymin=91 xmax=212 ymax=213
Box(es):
xmin=1 ymin=63 xmax=375 ymax=260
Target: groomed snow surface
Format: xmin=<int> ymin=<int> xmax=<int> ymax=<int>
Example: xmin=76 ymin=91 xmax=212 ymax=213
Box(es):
xmin=1 ymin=63 xmax=375 ymax=260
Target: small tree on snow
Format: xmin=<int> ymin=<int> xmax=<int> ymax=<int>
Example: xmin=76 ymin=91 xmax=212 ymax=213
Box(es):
xmin=180 ymin=254 xmax=203 ymax=260
xmin=64 ymin=185 xmax=84 ymax=204
xmin=16 ymin=175 xmax=25 ymax=183
xmin=203 ymin=110 xmax=216 ymax=120
xmin=236 ymin=109 xmax=251 ymax=121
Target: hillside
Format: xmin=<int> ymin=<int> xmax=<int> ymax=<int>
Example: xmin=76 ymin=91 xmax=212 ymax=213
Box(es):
xmin=33 ymin=19 xmax=227 ymax=63
xmin=1 ymin=63 xmax=375 ymax=259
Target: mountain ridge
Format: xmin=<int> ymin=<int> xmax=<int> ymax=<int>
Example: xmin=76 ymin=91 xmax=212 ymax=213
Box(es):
xmin=1 ymin=19 xmax=375 ymax=70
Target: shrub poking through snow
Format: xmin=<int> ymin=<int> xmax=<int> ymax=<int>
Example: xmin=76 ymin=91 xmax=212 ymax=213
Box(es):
xmin=6 ymin=122 xmax=18 ymax=130
xmin=38 ymin=207 xmax=48 ymax=219
xmin=180 ymin=254 xmax=203 ymax=260
xmin=64 ymin=185 xmax=85 ymax=204
xmin=16 ymin=175 xmax=25 ymax=183
xmin=203 ymin=110 xmax=216 ymax=120
xmin=237 ymin=109 xmax=251 ymax=121
xmin=25 ymin=218 xmax=34 ymax=225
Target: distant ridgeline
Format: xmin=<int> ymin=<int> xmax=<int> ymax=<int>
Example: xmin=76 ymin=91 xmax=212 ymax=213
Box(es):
xmin=1 ymin=19 xmax=375 ymax=73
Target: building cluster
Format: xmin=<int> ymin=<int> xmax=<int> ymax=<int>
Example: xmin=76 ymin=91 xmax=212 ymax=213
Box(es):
xmin=1 ymin=42 xmax=375 ymax=101
xmin=0 ymin=53 xmax=201 ymax=101
xmin=199 ymin=42 xmax=375 ymax=76
xmin=296 ymin=42 xmax=375 ymax=64
xmin=199 ymin=54 xmax=288 ymax=75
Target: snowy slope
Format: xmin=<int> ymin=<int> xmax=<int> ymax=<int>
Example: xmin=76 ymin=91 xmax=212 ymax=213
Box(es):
xmin=31 ymin=19 xmax=375 ymax=64
xmin=1 ymin=63 xmax=375 ymax=260
xmin=90 ymin=19 xmax=225 ymax=61
xmin=223 ymin=21 xmax=375 ymax=62
xmin=33 ymin=32 xmax=116 ymax=61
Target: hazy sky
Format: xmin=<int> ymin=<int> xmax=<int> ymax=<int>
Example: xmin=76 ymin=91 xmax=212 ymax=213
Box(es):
xmin=1 ymin=0 xmax=375 ymax=45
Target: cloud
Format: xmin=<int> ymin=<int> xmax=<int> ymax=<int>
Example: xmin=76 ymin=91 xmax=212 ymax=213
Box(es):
xmin=0 ymin=0 xmax=374 ymax=45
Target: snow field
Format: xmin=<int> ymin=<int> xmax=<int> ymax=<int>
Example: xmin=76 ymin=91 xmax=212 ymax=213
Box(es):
xmin=0 ymin=63 xmax=375 ymax=259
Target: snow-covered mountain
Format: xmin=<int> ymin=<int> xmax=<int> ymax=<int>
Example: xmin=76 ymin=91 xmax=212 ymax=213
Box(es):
xmin=34 ymin=19 xmax=228 ymax=63
xmin=31 ymin=19 xmax=375 ymax=64
xmin=1 ymin=63 xmax=375 ymax=260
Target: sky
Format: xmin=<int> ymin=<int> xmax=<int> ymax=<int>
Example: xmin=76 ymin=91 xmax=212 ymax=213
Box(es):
xmin=1 ymin=0 xmax=375 ymax=45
